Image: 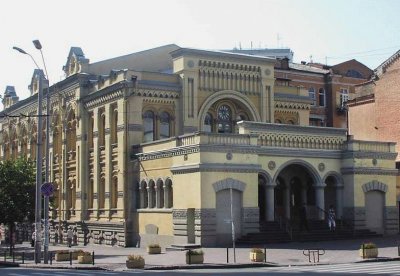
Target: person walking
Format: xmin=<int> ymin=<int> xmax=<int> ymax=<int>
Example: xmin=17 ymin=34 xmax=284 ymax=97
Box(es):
xmin=328 ymin=205 xmax=336 ymax=231
xmin=67 ymin=227 xmax=73 ymax=247
xmin=31 ymin=231 xmax=35 ymax=247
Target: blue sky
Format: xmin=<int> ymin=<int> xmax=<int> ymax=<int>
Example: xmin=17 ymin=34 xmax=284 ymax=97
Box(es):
xmin=1 ymin=0 xmax=400 ymax=105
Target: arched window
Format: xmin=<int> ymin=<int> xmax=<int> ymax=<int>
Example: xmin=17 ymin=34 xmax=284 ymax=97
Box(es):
xmin=156 ymin=179 xmax=164 ymax=208
xmin=204 ymin=113 xmax=213 ymax=132
xmin=164 ymin=178 xmax=173 ymax=208
xmin=148 ymin=181 xmax=156 ymax=208
xmin=111 ymin=109 xmax=118 ymax=144
xmin=139 ymin=181 xmax=148 ymax=209
xmin=99 ymin=111 xmax=105 ymax=147
xmin=217 ymin=104 xmax=232 ymax=133
xmin=318 ymin=88 xmax=325 ymax=107
xmin=88 ymin=179 xmax=94 ymax=209
xmin=308 ymin=87 xmax=316 ymax=106
xmin=143 ymin=111 xmax=155 ymax=142
xmin=99 ymin=177 xmax=105 ymax=209
xmin=111 ymin=177 xmax=118 ymax=209
xmin=159 ymin=112 xmax=171 ymax=139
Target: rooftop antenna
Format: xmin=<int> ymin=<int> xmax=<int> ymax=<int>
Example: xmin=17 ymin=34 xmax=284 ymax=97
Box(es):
xmin=310 ymin=55 xmax=313 ymax=63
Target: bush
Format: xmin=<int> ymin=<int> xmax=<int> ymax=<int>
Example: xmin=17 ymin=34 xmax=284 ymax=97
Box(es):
xmin=78 ymin=251 xmax=91 ymax=256
xmin=147 ymin=244 xmax=160 ymax=248
xmin=186 ymin=249 xmax=203 ymax=256
xmin=250 ymin=248 xmax=264 ymax=253
xmin=127 ymin=254 xmax=144 ymax=261
xmin=361 ymin=242 xmax=377 ymax=249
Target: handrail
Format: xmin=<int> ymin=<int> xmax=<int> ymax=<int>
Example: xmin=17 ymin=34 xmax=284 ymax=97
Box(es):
xmin=274 ymin=209 xmax=293 ymax=240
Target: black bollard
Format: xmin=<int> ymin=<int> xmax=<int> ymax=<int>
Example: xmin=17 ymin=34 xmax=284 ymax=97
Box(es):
xmin=69 ymin=251 xmax=72 ymax=266
xmin=50 ymin=252 xmax=52 ymax=265
xmin=264 ymin=248 xmax=267 ymax=262
xmin=92 ymin=251 xmax=95 ymax=265
xmin=4 ymin=251 xmax=6 ymax=262
xmin=12 ymin=251 xmax=15 ymax=263
xmin=226 ymin=248 xmax=229 ymax=263
xmin=22 ymin=252 xmax=25 ymax=264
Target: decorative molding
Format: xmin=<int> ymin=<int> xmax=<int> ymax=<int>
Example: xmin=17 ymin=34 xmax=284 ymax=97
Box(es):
xmin=342 ymin=152 xmax=397 ymax=160
xmin=212 ymin=178 xmax=246 ymax=192
xmin=268 ymin=161 xmax=276 ymax=170
xmin=172 ymin=209 xmax=187 ymax=220
xmin=171 ymin=163 xmax=261 ymax=174
xmin=226 ymin=152 xmax=232 ymax=160
xmin=76 ymin=191 xmax=81 ymax=199
xmin=194 ymin=208 xmax=216 ymax=220
xmin=116 ymin=124 xmax=125 ymax=132
xmin=341 ymin=167 xmax=398 ymax=176
xmin=83 ymin=85 xmax=125 ymax=109
xmin=118 ymin=191 xmax=124 ymax=198
xmin=362 ymin=180 xmax=388 ymax=193
xmin=318 ymin=163 xmax=325 ymax=172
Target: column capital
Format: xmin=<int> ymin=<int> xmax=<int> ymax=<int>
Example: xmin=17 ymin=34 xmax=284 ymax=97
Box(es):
xmin=314 ymin=183 xmax=326 ymax=189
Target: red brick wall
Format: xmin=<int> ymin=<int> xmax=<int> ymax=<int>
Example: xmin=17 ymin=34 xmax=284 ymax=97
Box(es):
xmin=374 ymin=57 xmax=400 ymax=159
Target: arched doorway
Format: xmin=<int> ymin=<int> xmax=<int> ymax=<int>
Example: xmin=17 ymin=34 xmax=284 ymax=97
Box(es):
xmin=273 ymin=162 xmax=320 ymax=221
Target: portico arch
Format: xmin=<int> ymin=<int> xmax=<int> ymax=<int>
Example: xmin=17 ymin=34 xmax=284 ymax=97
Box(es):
xmin=322 ymin=171 xmax=344 ymax=219
xmin=273 ymin=160 xmax=323 ymax=221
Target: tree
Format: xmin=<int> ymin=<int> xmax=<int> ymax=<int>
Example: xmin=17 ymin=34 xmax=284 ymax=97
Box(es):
xmin=0 ymin=158 xmax=35 ymax=250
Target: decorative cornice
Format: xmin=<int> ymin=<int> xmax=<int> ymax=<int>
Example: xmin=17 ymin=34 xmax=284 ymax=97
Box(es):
xmin=342 ymin=151 xmax=397 ymax=160
xmin=117 ymin=124 xmax=125 ymax=132
xmin=258 ymin=147 xmax=343 ymax=159
xmin=341 ymin=167 xmax=399 ymax=176
xmin=170 ymin=163 xmax=261 ymax=174
xmin=83 ymin=86 xmax=125 ymax=109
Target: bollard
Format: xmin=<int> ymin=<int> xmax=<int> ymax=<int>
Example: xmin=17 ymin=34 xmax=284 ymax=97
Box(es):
xmin=92 ymin=251 xmax=95 ymax=265
xmin=50 ymin=252 xmax=52 ymax=265
xmin=362 ymin=244 xmax=365 ymax=259
xmin=12 ymin=251 xmax=15 ymax=263
xmin=398 ymin=242 xmax=400 ymax=256
xmin=69 ymin=251 xmax=72 ymax=266
xmin=264 ymin=248 xmax=267 ymax=262
xmin=4 ymin=251 xmax=6 ymax=262
xmin=226 ymin=248 xmax=229 ymax=263
xmin=188 ymin=249 xmax=191 ymax=264
xmin=22 ymin=252 xmax=25 ymax=264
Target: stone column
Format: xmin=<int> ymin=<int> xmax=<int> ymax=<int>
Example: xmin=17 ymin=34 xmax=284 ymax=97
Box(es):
xmin=265 ymin=184 xmax=276 ymax=221
xmin=336 ymin=185 xmax=344 ymax=219
xmin=315 ymin=184 xmax=326 ymax=220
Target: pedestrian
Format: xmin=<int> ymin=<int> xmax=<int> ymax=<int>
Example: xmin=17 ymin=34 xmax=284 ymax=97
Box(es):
xmin=299 ymin=203 xmax=309 ymax=232
xmin=31 ymin=231 xmax=35 ymax=247
xmin=67 ymin=227 xmax=73 ymax=247
xmin=328 ymin=205 xmax=336 ymax=231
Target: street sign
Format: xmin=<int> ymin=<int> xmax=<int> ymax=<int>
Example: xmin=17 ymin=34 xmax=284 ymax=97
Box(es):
xmin=41 ymin=182 xmax=54 ymax=197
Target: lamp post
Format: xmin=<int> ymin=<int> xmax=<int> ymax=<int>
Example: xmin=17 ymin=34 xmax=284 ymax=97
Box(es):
xmin=32 ymin=40 xmax=51 ymax=264
xmin=13 ymin=42 xmax=51 ymax=264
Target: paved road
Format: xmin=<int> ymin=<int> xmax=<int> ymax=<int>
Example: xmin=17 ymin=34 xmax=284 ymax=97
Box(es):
xmin=2 ymin=262 xmax=400 ymax=276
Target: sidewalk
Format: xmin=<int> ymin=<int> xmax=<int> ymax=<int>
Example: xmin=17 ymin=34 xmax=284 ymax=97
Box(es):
xmin=1 ymin=235 xmax=399 ymax=271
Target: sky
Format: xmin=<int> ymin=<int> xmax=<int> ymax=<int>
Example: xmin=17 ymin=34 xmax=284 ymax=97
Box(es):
xmin=1 ymin=0 xmax=400 ymax=108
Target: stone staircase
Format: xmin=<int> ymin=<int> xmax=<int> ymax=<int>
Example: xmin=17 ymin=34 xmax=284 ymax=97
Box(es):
xmin=236 ymin=220 xmax=382 ymax=245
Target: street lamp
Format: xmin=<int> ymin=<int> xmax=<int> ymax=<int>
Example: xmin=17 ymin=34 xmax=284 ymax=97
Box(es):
xmin=13 ymin=41 xmax=51 ymax=264
xmin=32 ymin=39 xmax=51 ymax=264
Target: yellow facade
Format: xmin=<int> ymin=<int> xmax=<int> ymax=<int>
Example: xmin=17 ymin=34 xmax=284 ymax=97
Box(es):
xmin=0 ymin=45 xmax=398 ymax=247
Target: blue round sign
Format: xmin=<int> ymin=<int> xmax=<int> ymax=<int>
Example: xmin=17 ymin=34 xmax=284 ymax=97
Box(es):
xmin=41 ymin=182 xmax=54 ymax=197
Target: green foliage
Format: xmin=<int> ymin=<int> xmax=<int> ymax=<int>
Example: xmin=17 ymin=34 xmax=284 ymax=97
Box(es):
xmin=0 ymin=159 xmax=36 ymax=226
xmin=186 ymin=249 xmax=204 ymax=256
xmin=361 ymin=242 xmax=377 ymax=249
xmin=127 ymin=254 xmax=144 ymax=261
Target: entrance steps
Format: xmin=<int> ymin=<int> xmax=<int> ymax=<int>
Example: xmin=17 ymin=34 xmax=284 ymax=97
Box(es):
xmin=236 ymin=220 xmax=381 ymax=245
